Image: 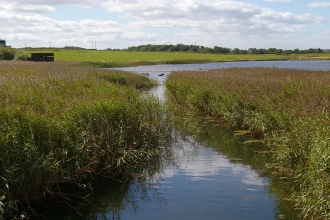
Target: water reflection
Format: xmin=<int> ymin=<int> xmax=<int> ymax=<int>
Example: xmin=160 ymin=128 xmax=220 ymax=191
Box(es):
xmin=117 ymin=60 xmax=330 ymax=72
xmin=182 ymin=118 xmax=299 ymax=220
xmin=104 ymin=130 xmax=277 ymax=220
xmin=37 ymin=61 xmax=319 ymax=219
xmin=35 ymin=120 xmax=291 ymax=219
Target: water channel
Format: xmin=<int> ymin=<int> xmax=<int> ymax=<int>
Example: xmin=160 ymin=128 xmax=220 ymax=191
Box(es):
xmin=42 ymin=60 xmax=330 ymax=219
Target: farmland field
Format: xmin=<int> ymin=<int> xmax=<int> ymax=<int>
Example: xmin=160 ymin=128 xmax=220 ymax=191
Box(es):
xmin=16 ymin=49 xmax=330 ymax=67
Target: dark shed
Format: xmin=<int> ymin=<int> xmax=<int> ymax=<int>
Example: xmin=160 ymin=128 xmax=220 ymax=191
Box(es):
xmin=0 ymin=39 xmax=5 ymax=47
xmin=30 ymin=53 xmax=54 ymax=62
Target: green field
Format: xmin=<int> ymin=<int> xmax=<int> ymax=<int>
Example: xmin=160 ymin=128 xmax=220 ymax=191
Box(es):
xmin=12 ymin=48 xmax=330 ymax=68
xmin=20 ymin=49 xmax=286 ymax=62
xmin=16 ymin=49 xmax=330 ymax=67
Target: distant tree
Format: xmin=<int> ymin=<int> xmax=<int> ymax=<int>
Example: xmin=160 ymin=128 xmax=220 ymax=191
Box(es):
xmin=293 ymin=48 xmax=300 ymax=54
xmin=257 ymin=48 xmax=267 ymax=54
xmin=15 ymin=52 xmax=28 ymax=61
xmin=213 ymin=46 xmax=230 ymax=53
xmin=267 ymin=48 xmax=277 ymax=54
xmin=282 ymin=50 xmax=293 ymax=55
xmin=232 ymin=48 xmax=241 ymax=54
xmin=188 ymin=45 xmax=199 ymax=53
xmin=0 ymin=48 xmax=15 ymax=60
xmin=201 ymin=47 xmax=212 ymax=53
xmin=64 ymin=46 xmax=85 ymax=50
xmin=317 ymin=48 xmax=324 ymax=53
xmin=248 ymin=48 xmax=258 ymax=54
xmin=275 ymin=49 xmax=283 ymax=55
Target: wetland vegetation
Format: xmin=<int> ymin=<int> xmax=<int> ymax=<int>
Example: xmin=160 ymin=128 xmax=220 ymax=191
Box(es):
xmin=0 ymin=61 xmax=172 ymax=219
xmin=1 ymin=49 xmax=330 ymax=219
xmin=2 ymin=45 xmax=329 ymax=68
xmin=165 ymin=67 xmax=330 ymax=219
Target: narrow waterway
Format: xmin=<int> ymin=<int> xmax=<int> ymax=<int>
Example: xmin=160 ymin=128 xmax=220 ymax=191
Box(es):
xmin=40 ymin=61 xmax=329 ymax=219
xmin=105 ymin=61 xmax=330 ymax=220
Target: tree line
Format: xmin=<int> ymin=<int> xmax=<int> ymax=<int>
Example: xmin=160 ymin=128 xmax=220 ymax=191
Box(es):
xmin=121 ymin=44 xmax=324 ymax=55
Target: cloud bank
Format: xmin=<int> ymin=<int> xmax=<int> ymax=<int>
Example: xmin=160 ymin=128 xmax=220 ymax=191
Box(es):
xmin=0 ymin=0 xmax=328 ymax=49
xmin=308 ymin=2 xmax=330 ymax=8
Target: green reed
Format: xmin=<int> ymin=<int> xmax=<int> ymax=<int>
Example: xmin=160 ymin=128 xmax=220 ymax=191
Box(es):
xmin=165 ymin=67 xmax=330 ymax=219
xmin=0 ymin=61 xmax=171 ymax=219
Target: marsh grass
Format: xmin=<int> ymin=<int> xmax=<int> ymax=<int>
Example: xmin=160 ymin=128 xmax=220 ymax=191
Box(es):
xmin=0 ymin=61 xmax=170 ymax=219
xmin=165 ymin=67 xmax=330 ymax=219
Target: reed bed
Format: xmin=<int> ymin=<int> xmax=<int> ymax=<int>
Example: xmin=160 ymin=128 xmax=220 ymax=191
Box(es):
xmin=0 ymin=61 xmax=171 ymax=219
xmin=165 ymin=67 xmax=330 ymax=219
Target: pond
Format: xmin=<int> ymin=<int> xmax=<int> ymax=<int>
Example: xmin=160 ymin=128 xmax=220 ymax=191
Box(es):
xmin=40 ymin=61 xmax=330 ymax=219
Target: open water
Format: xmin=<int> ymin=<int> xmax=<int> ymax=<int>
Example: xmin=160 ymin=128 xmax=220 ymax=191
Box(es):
xmin=42 ymin=61 xmax=330 ymax=220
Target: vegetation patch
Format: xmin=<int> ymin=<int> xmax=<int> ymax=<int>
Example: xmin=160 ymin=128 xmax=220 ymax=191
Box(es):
xmin=0 ymin=61 xmax=171 ymax=219
xmin=165 ymin=67 xmax=330 ymax=219
xmin=15 ymin=49 xmax=314 ymax=64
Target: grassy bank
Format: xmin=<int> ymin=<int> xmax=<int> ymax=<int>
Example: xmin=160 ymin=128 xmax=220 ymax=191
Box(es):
xmin=16 ymin=49 xmax=330 ymax=67
xmin=165 ymin=67 xmax=330 ymax=219
xmin=0 ymin=61 xmax=171 ymax=219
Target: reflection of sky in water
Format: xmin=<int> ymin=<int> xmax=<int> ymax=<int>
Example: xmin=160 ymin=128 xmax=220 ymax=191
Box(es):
xmin=160 ymin=142 xmax=267 ymax=187
xmin=107 ymin=62 xmax=311 ymax=219
xmin=116 ymin=60 xmax=330 ymax=72
xmin=113 ymin=135 xmax=274 ymax=220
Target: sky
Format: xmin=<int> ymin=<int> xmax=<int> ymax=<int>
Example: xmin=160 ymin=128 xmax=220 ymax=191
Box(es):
xmin=0 ymin=0 xmax=329 ymax=50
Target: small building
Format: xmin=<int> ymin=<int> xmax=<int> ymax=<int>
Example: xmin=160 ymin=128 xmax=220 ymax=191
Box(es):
xmin=30 ymin=53 xmax=54 ymax=62
xmin=0 ymin=39 xmax=5 ymax=47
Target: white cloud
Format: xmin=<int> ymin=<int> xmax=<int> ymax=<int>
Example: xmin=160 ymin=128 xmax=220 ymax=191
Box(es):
xmin=0 ymin=3 xmax=55 ymax=13
xmin=0 ymin=10 xmax=127 ymax=47
xmin=156 ymin=141 xmax=267 ymax=187
xmin=257 ymin=10 xmax=326 ymax=24
xmin=102 ymin=0 xmax=325 ymax=25
xmin=121 ymin=32 xmax=161 ymax=41
xmin=0 ymin=0 xmax=101 ymax=10
xmin=0 ymin=0 xmax=328 ymax=49
xmin=102 ymin=0 xmax=261 ymax=20
xmin=308 ymin=2 xmax=330 ymax=8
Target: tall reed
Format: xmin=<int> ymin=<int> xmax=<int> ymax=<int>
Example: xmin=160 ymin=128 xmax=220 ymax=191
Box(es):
xmin=165 ymin=67 xmax=330 ymax=219
xmin=0 ymin=61 xmax=170 ymax=219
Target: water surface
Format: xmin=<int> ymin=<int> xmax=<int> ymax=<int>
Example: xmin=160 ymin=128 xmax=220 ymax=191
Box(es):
xmin=34 ymin=61 xmax=330 ymax=219
xmin=102 ymin=61 xmax=330 ymax=220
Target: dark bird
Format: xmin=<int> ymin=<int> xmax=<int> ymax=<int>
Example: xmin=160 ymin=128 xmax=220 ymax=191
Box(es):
xmin=158 ymin=73 xmax=164 ymax=76
xmin=142 ymin=72 xmax=149 ymax=76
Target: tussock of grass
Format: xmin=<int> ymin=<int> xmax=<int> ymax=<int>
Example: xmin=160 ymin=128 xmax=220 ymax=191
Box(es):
xmin=0 ymin=61 xmax=170 ymax=218
xmin=165 ymin=67 xmax=330 ymax=219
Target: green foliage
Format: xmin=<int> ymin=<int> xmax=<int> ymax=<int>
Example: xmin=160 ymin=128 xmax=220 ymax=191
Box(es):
xmin=15 ymin=52 xmax=29 ymax=61
xmin=0 ymin=48 xmax=15 ymax=60
xmin=165 ymin=67 xmax=330 ymax=219
xmin=0 ymin=61 xmax=171 ymax=219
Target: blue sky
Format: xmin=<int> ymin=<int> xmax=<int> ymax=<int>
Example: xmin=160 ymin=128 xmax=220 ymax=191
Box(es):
xmin=0 ymin=0 xmax=329 ymax=50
